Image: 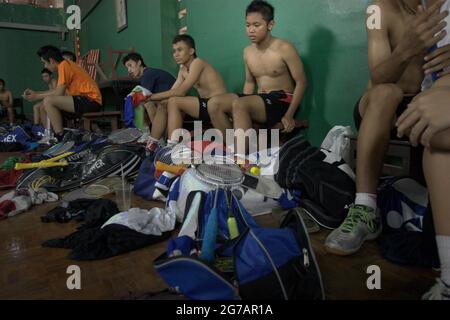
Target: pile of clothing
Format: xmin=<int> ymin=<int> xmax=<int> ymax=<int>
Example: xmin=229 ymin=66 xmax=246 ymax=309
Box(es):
xmin=0 ymin=187 xmax=58 ymax=220
xmin=42 ymin=199 xmax=176 ymax=260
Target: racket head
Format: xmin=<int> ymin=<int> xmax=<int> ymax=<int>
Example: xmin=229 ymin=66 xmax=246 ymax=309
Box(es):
xmin=171 ymin=143 xmax=203 ymax=166
xmin=154 ymin=145 xmax=175 ymax=165
xmin=85 ymin=176 xmax=122 ymax=196
xmin=62 ymin=188 xmax=98 ymax=202
xmin=108 ymin=128 xmax=142 ymax=144
xmin=195 ymin=164 xmax=243 ymax=187
xmin=43 ymin=142 xmax=66 ymax=157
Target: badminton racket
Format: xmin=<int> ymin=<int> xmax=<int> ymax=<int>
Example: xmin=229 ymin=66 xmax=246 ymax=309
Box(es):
xmin=196 ymin=164 xmax=243 ymax=264
xmin=15 ymin=152 xmax=75 ymax=170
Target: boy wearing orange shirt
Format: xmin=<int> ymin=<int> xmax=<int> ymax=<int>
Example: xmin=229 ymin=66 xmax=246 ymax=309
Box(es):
xmin=24 ymin=45 xmax=102 ymax=142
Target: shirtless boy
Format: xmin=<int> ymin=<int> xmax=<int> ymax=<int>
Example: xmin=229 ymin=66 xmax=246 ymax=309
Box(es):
xmin=146 ymin=34 xmax=227 ymax=150
xmin=325 ymin=0 xmax=450 ymax=257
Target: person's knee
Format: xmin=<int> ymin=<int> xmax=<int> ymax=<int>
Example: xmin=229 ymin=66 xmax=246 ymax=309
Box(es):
xmin=369 ymin=84 xmax=403 ymax=104
xmin=42 ymin=96 xmax=55 ymax=109
xmin=207 ymin=98 xmax=221 ymax=116
xmin=167 ymin=97 xmax=181 ymax=112
xmin=160 ymin=99 xmax=169 ymax=108
xmin=365 ymin=84 xmax=403 ymax=114
xmin=232 ymin=98 xmax=248 ymax=115
xmin=430 ymin=129 xmax=450 ymax=151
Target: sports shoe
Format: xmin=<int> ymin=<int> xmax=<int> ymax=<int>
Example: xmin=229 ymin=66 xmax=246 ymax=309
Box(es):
xmin=138 ymin=128 xmax=150 ymax=144
xmin=422 ymin=279 xmax=450 ymax=300
xmin=38 ymin=135 xmax=57 ymax=145
xmin=325 ymin=205 xmax=381 ymax=256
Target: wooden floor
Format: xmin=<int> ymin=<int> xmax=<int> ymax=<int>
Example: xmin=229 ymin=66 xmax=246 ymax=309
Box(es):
xmin=0 ymin=153 xmax=438 ymax=300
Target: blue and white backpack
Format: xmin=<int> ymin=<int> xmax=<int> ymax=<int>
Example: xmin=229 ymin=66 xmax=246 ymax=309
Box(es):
xmin=154 ymin=190 xmax=324 ymax=300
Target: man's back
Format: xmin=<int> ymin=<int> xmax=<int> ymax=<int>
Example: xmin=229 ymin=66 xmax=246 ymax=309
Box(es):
xmin=58 ymin=60 xmax=102 ymax=105
xmin=244 ymin=37 xmax=296 ymax=93
xmin=140 ymin=67 xmax=176 ymax=94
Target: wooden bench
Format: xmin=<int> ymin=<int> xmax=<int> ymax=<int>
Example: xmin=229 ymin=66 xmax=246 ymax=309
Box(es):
xmin=82 ymin=111 xmax=121 ymax=131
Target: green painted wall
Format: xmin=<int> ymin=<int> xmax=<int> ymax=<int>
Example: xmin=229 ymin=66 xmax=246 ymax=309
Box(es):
xmin=184 ymin=0 xmax=371 ymax=146
xmin=0 ymin=4 xmax=71 ymax=116
xmin=80 ymin=0 xmax=179 ymax=78
xmin=0 ymin=3 xmax=66 ymax=26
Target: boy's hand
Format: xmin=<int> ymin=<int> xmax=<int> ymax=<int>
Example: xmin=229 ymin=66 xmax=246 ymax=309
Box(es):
xmin=397 ymin=86 xmax=450 ymax=148
xmin=281 ymin=115 xmax=296 ymax=133
xmin=23 ymin=89 xmax=37 ymax=102
xmin=424 ymin=44 xmax=450 ymax=78
xmin=398 ymin=1 xmax=448 ymax=60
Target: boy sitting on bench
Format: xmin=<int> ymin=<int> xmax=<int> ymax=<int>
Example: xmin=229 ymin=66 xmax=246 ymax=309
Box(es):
xmin=0 ymin=79 xmax=14 ymax=127
xmin=24 ymin=45 xmax=102 ymax=143
xmin=33 ymin=68 xmax=57 ymax=127
xmin=123 ymin=52 xmax=176 ymax=143
xmin=146 ymin=34 xmax=228 ymax=151
xmin=208 ymin=0 xmax=307 ymax=154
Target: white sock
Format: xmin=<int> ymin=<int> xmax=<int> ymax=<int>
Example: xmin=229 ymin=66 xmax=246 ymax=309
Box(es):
xmin=355 ymin=193 xmax=377 ymax=211
xmin=436 ymin=235 xmax=450 ymax=286
xmin=147 ymin=135 xmax=159 ymax=143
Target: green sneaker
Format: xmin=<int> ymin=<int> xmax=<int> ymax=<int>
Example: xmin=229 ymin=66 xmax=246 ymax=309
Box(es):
xmin=325 ymin=205 xmax=381 ymax=256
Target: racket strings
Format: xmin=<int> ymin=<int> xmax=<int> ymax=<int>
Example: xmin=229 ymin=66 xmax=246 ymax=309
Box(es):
xmin=195 ymin=164 xmax=243 ymax=187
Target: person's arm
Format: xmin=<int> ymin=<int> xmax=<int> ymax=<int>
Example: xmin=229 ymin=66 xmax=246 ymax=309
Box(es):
xmin=396 ymin=75 xmax=450 ymax=147
xmin=5 ymin=91 xmax=13 ymax=108
xmin=280 ymin=42 xmax=307 ymax=132
xmin=423 ymin=43 xmax=450 ymax=78
xmin=369 ymin=0 xmax=447 ymax=85
xmin=150 ymin=60 xmax=204 ymax=101
xmin=23 ymin=85 xmax=66 ymax=102
xmin=243 ymin=51 xmax=256 ymax=94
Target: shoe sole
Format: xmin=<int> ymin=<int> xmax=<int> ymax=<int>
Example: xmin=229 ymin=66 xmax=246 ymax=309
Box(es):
xmin=324 ymin=226 xmax=382 ymax=256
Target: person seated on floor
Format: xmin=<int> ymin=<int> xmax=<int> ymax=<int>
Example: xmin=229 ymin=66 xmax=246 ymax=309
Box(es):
xmin=0 ymin=79 xmax=14 ymax=127
xmin=325 ymin=0 xmax=450 ymax=256
xmin=23 ymin=45 xmax=102 ymax=143
xmin=208 ymin=0 xmax=307 ymax=153
xmin=33 ymin=68 xmax=57 ymax=126
xmin=62 ymin=51 xmax=77 ymax=62
xmin=146 ymin=34 xmax=228 ymax=151
xmin=122 ymin=52 xmax=176 ymax=142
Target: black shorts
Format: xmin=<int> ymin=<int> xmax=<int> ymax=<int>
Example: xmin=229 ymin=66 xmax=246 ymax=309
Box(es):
xmin=239 ymin=91 xmax=293 ymax=128
xmin=354 ymin=95 xmax=415 ymax=135
xmin=73 ymin=96 xmax=102 ymax=116
xmin=0 ymin=106 xmax=6 ymax=118
xmin=197 ymin=97 xmax=211 ymax=123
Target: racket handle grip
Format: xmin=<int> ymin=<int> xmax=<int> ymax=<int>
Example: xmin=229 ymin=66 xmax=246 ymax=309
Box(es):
xmin=15 ymin=161 xmax=69 ymax=170
xmin=155 ymin=161 xmax=187 ymax=176
xmin=200 ymin=208 xmax=218 ymax=264
xmin=227 ymin=217 xmax=239 ymax=240
xmin=46 ymin=152 xmax=74 ymax=162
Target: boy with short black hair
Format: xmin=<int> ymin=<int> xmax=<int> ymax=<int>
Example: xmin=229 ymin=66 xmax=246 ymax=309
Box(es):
xmin=209 ymin=0 xmax=307 ymax=150
xmin=146 ymin=34 xmax=228 ymax=150
xmin=23 ymin=45 xmax=102 ymax=142
xmin=122 ymin=52 xmax=176 ymax=142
